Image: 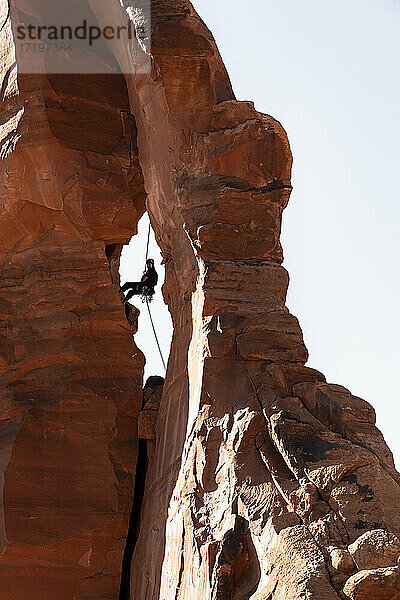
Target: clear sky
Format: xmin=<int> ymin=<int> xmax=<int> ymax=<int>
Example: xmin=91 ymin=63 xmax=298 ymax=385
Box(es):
xmin=121 ymin=0 xmax=400 ymax=464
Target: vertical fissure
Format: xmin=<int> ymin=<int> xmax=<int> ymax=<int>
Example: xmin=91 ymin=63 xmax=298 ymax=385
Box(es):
xmin=105 ymin=102 xmax=170 ymax=596
xmin=106 ymin=239 xmax=168 ymax=599
xmin=119 ymin=437 xmax=149 ymax=600
xmin=105 ymin=242 xmax=147 ymax=600
xmin=119 ymin=376 xmax=165 ymax=599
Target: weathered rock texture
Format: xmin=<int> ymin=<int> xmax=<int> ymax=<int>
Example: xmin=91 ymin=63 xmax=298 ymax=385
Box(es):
xmin=0 ymin=1 xmax=146 ymax=597
xmin=1 ymin=0 xmax=399 ymax=599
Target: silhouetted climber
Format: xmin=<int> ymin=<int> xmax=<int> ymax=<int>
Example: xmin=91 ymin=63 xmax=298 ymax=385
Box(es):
xmin=119 ymin=259 xmax=158 ymax=304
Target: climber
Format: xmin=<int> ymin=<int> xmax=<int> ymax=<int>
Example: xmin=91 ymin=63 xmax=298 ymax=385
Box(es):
xmin=119 ymin=258 xmax=158 ymax=304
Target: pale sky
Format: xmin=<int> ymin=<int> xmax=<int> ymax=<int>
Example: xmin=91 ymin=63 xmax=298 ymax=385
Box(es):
xmin=121 ymin=0 xmax=400 ymax=464
xmin=120 ymin=214 xmax=172 ymax=379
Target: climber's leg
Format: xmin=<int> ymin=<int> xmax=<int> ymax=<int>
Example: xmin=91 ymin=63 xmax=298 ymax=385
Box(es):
xmin=122 ymin=283 xmax=142 ymax=303
xmin=123 ymin=290 xmax=135 ymax=304
xmin=119 ymin=281 xmax=134 ymax=293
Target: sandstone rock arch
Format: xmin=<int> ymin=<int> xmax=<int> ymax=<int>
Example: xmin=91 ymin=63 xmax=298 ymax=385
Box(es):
xmin=0 ymin=1 xmax=399 ymax=599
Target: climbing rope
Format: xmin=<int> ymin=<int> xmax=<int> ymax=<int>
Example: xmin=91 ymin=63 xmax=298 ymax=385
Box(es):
xmin=145 ymin=219 xmax=151 ymax=263
xmin=144 ymin=220 xmax=167 ymax=373
xmin=145 ymin=297 xmax=167 ymax=372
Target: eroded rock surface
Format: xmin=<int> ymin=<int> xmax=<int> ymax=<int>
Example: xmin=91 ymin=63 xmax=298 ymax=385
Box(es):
xmin=0 ymin=0 xmax=399 ymax=599
xmin=0 ymin=2 xmax=146 ymax=597
xmin=124 ymin=3 xmax=400 ymax=600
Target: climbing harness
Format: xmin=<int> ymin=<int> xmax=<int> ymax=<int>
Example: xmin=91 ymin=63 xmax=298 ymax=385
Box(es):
xmin=140 ymin=288 xmax=154 ymax=303
xmin=141 ymin=220 xmax=167 ymax=373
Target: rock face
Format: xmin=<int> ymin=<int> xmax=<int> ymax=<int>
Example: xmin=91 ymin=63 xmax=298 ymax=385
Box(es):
xmin=0 ymin=1 xmax=146 ymax=596
xmin=1 ymin=0 xmax=399 ymax=599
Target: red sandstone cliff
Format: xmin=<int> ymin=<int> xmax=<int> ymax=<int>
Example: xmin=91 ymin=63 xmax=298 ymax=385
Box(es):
xmin=1 ymin=1 xmax=399 ymax=599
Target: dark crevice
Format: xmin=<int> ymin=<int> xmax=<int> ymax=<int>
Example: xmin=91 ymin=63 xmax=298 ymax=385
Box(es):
xmin=118 ymin=377 xmax=164 ymax=599
xmin=119 ymin=437 xmax=149 ymax=600
xmin=105 ymin=243 xmax=123 ymax=286
xmin=104 ymin=241 xmax=148 ymax=599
